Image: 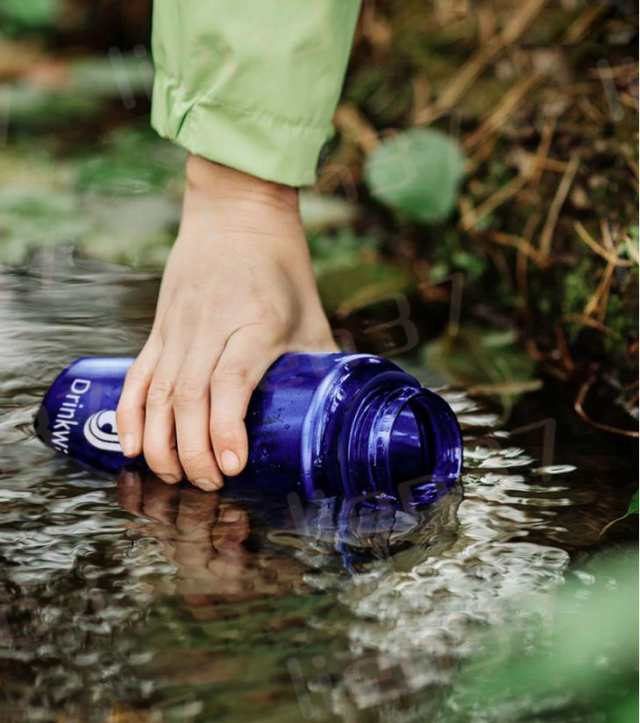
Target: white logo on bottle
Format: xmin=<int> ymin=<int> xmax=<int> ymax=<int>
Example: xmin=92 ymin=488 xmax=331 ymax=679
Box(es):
xmin=83 ymin=410 xmax=122 ymax=452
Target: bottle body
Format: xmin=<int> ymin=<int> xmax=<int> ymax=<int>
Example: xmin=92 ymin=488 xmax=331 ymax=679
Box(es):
xmin=35 ymin=353 xmax=462 ymax=507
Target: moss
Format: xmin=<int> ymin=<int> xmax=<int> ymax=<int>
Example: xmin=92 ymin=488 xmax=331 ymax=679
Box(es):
xmin=563 ymin=259 xmax=594 ymax=317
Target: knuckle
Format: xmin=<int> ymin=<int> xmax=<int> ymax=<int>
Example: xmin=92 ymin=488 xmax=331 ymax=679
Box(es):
xmin=213 ymin=365 xmax=252 ymax=388
xmin=147 ymin=379 xmax=174 ymax=406
xmin=178 ymin=448 xmax=217 ymax=476
xmin=179 ymin=447 xmax=210 ymax=467
xmin=174 ymin=377 xmax=207 ymax=406
xmin=125 ymin=364 xmax=150 ymax=388
xmin=210 ymin=420 xmax=244 ymax=445
xmin=117 ymin=393 xmax=138 ymax=414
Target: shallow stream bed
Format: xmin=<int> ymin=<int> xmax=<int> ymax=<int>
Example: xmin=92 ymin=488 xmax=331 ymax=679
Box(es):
xmin=0 ymin=256 xmax=636 ymax=723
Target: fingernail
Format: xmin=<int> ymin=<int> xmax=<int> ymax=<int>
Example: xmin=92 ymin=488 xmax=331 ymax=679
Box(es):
xmin=220 ymin=450 xmax=241 ymax=476
xmin=122 ymin=434 xmax=136 ymax=457
xmin=195 ymin=479 xmax=221 ymax=492
xmin=159 ymin=474 xmax=180 ymax=485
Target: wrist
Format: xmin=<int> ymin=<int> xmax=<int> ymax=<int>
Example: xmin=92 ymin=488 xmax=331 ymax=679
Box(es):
xmin=185 ymin=154 xmax=299 ymax=212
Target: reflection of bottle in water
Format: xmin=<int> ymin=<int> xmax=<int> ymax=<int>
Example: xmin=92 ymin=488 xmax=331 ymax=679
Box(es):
xmin=268 ymin=478 xmax=463 ymax=575
xmin=35 ymin=353 xmax=462 ymax=507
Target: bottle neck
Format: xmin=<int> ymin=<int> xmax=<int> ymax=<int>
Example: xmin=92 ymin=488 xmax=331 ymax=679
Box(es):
xmin=346 ymin=385 xmax=462 ymax=508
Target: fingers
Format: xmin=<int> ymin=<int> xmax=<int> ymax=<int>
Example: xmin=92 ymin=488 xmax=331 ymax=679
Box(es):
xmin=143 ymin=344 xmax=185 ymax=484
xmin=210 ymin=329 xmax=280 ymax=477
xmin=120 ymin=323 xmax=293 ymax=489
xmin=173 ymin=338 xmax=225 ymax=491
xmin=117 ymin=340 xmax=161 ymax=457
xmin=123 ymin=328 xmax=225 ymax=491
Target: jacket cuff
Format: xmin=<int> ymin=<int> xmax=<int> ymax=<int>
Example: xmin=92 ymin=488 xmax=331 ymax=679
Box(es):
xmin=151 ymin=71 xmax=331 ymax=187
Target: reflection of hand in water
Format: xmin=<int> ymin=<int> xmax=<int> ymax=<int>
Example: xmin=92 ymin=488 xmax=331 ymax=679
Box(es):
xmin=117 ymin=471 xmax=304 ymax=608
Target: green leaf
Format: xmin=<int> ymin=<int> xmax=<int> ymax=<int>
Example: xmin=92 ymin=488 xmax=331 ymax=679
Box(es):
xmin=422 ymin=325 xmax=539 ymax=417
xmin=600 ymin=490 xmax=639 ymax=537
xmin=422 ymin=325 xmax=536 ymax=388
xmin=364 ymin=128 xmax=466 ymax=223
xmin=308 ymin=229 xmax=412 ymax=315
xmin=317 ymin=260 xmax=412 ymax=316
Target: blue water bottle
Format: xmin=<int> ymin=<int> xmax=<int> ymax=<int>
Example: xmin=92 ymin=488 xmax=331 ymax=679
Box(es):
xmin=35 ymin=353 xmax=462 ymax=508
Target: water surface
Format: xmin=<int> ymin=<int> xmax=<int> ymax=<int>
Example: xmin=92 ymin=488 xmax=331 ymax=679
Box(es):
xmin=0 ymin=255 xmax=636 ymax=722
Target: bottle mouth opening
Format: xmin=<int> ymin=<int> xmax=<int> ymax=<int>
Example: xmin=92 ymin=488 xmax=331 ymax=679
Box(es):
xmin=366 ymin=387 xmax=463 ymax=507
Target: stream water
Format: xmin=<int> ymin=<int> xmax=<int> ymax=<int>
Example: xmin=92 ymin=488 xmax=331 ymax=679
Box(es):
xmin=0 ymin=253 xmax=636 ymax=723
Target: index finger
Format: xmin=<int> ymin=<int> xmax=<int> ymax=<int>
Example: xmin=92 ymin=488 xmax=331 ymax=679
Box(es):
xmin=116 ymin=338 xmax=162 ymax=458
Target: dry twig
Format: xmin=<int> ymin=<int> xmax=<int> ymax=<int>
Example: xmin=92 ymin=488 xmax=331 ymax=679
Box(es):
xmin=414 ymin=0 xmax=546 ymax=124
xmin=460 ymin=175 xmax=529 ymax=231
xmin=584 ymin=262 xmax=615 ymax=321
xmin=463 ymin=74 xmax=542 ymax=151
xmin=334 ymin=102 xmax=379 ymax=154
xmin=574 ymin=222 xmax=635 ymax=267
xmin=563 ymin=3 xmax=609 ymax=44
xmin=563 ymin=314 xmax=618 ymax=337
xmin=486 ymin=231 xmax=549 ymax=267
xmin=575 ymin=369 xmax=639 ymax=438
xmin=538 ymin=153 xmax=580 ymax=256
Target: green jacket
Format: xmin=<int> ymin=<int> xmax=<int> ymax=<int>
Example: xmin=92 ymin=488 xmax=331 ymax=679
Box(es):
xmin=151 ymin=0 xmax=361 ymax=187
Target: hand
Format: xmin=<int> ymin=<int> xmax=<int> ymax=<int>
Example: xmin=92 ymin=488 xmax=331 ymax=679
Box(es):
xmin=116 ymin=155 xmax=336 ymax=490
xmin=117 ymin=471 xmax=304 ymax=607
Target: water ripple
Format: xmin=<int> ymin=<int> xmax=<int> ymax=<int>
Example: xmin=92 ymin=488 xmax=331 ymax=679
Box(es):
xmin=0 ymin=264 xmax=632 ymax=722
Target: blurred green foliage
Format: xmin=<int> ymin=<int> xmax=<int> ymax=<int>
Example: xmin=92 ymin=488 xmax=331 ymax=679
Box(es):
xmin=307 ymin=229 xmax=412 ymax=315
xmin=0 ymin=54 xmax=152 ymax=129
xmin=446 ymin=549 xmax=638 ymax=723
xmin=0 ymin=0 xmax=61 ymax=34
xmin=423 ymin=326 xmax=539 ymax=416
xmin=365 ymin=128 xmax=466 ymax=223
xmin=0 ymin=84 xmax=102 ymax=126
xmin=74 ymin=126 xmax=183 ymax=196
xmin=0 ymin=127 xmax=183 ymax=266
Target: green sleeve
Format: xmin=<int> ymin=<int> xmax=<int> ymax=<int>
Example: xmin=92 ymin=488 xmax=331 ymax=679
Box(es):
xmin=151 ymin=0 xmax=361 ymax=187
